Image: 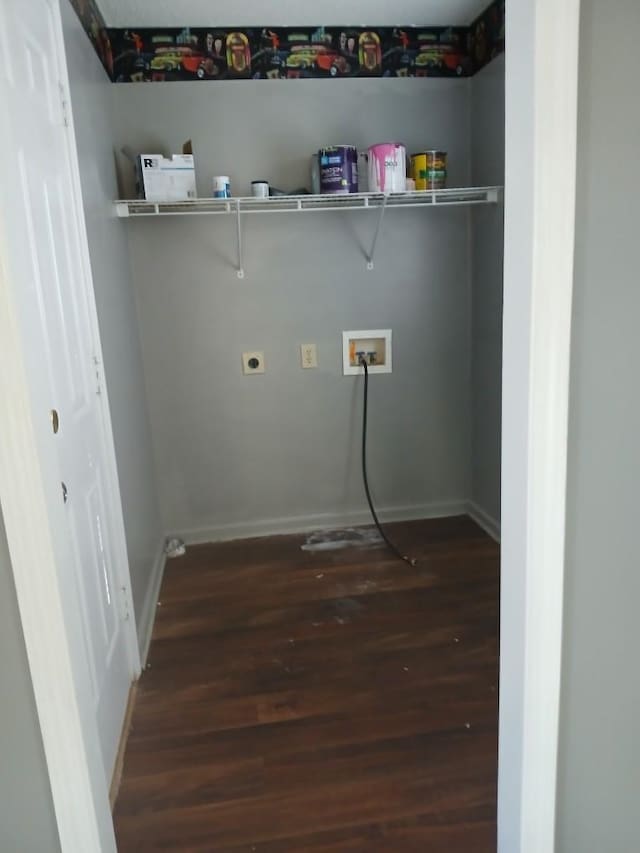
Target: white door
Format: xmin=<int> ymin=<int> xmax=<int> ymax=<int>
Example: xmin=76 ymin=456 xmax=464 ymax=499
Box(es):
xmin=0 ymin=0 xmax=138 ymax=784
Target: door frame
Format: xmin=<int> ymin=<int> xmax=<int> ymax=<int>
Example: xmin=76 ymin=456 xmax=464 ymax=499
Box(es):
xmin=0 ymin=0 xmax=139 ymax=850
xmin=0 ymin=0 xmax=582 ymax=850
xmin=499 ymin=0 xmax=581 ymax=851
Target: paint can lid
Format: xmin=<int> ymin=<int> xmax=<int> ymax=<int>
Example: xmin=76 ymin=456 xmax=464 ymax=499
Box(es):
xmin=318 ymin=145 xmax=357 ymax=153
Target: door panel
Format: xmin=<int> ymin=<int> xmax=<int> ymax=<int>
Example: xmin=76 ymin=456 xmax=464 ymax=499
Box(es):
xmin=0 ymin=0 xmax=135 ymax=783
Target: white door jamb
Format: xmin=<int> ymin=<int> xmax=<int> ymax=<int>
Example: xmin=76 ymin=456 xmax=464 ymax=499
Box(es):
xmin=499 ymin=0 xmax=581 ymax=850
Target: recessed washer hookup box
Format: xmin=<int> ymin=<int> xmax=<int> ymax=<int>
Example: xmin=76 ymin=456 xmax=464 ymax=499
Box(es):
xmin=135 ymin=140 xmax=196 ymax=202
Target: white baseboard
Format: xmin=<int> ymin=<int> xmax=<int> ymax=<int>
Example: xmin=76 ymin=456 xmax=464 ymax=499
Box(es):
xmin=136 ymin=539 xmax=167 ymax=666
xmin=467 ymin=501 xmax=501 ymax=542
xmin=174 ymin=500 xmax=469 ymax=546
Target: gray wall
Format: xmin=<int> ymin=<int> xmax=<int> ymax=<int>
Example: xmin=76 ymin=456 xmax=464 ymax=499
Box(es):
xmin=0 ymin=509 xmax=61 ymax=853
xmin=470 ymin=55 xmax=504 ymax=528
xmin=100 ymin=0 xmax=488 ymax=28
xmin=111 ymin=80 xmax=474 ymax=539
xmin=556 ymin=2 xmax=640 ymax=850
xmin=62 ymin=1 xmax=164 ymax=643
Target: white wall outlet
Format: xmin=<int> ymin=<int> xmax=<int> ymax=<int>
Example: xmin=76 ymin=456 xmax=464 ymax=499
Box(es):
xmin=300 ymin=343 xmax=318 ymax=369
xmin=342 ymin=329 xmax=392 ymax=375
xmin=242 ymin=351 xmax=265 ymax=375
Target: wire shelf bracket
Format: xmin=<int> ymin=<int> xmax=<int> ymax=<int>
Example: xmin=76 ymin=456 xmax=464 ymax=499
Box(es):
xmin=366 ymin=194 xmax=389 ymax=271
xmin=235 ymin=200 xmax=244 ymax=279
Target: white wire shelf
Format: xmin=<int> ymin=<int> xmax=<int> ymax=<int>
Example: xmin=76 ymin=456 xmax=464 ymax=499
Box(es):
xmin=115 ymin=186 xmax=501 ymax=218
xmin=114 ymin=186 xmax=502 ymax=278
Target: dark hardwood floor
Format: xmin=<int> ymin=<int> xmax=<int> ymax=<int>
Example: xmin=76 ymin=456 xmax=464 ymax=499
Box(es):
xmin=114 ymin=516 xmax=499 ymax=852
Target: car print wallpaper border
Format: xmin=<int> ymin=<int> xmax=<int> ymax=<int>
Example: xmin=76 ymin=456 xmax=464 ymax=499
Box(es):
xmin=68 ymin=0 xmax=504 ymax=83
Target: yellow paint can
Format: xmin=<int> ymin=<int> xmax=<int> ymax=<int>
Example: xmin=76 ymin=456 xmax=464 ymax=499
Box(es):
xmin=410 ymin=151 xmax=447 ymax=190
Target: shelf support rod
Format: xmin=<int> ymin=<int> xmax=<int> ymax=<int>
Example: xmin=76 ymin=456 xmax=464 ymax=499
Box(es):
xmin=366 ymin=195 xmax=388 ymax=270
xmin=235 ymin=201 xmax=244 ymax=279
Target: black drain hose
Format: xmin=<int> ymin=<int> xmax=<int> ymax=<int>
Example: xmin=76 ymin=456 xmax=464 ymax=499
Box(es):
xmin=360 ymin=358 xmax=417 ymax=567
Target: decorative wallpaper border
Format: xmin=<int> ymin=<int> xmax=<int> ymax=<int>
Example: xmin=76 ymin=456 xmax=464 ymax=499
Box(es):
xmin=69 ymin=1 xmax=504 ymax=83
xmin=469 ymin=0 xmax=505 ymax=72
xmin=110 ymin=26 xmax=472 ymax=81
xmin=68 ymin=0 xmax=113 ymax=77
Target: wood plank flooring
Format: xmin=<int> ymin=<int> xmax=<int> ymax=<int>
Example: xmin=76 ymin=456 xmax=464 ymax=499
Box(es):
xmin=114 ymin=516 xmax=499 ymax=852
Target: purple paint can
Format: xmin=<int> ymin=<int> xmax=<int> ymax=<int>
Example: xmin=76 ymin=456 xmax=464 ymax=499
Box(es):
xmin=318 ymin=145 xmax=358 ymax=194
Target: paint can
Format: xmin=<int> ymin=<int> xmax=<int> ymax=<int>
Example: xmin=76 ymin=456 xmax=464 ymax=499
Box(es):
xmin=410 ymin=151 xmax=447 ymax=190
xmin=212 ymin=175 xmax=231 ymax=198
xmin=310 ymin=154 xmax=321 ymax=194
xmin=318 ymin=146 xmax=358 ymax=194
xmin=367 ymin=143 xmax=407 ymax=194
xmin=251 ymin=181 xmax=269 ymax=198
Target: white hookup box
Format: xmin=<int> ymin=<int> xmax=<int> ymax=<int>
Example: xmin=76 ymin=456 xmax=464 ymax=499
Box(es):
xmin=135 ymin=152 xmax=196 ymax=201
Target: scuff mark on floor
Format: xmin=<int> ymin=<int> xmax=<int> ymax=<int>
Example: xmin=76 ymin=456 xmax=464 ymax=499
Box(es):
xmin=335 ymin=597 xmax=365 ymax=615
xmin=301 ymin=527 xmax=383 ymax=552
xmin=330 ymin=597 xmax=366 ymax=625
xmin=355 ymin=579 xmax=378 ymax=593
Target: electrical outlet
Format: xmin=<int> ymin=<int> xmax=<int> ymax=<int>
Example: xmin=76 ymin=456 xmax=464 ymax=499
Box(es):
xmin=300 ymin=343 xmax=318 ymax=369
xmin=242 ymin=351 xmax=265 ymax=375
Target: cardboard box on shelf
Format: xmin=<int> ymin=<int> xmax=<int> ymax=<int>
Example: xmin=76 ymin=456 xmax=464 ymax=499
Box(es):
xmin=132 ymin=140 xmax=197 ymax=202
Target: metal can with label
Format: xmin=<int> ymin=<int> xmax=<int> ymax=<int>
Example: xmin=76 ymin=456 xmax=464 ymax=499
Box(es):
xmin=368 ymin=142 xmax=406 ymax=194
xmin=318 ymin=146 xmax=359 ymax=195
xmin=410 ymin=151 xmax=447 ymax=190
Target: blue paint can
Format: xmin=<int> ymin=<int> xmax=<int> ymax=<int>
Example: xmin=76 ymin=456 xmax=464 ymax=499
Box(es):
xmin=318 ymin=145 xmax=358 ymax=194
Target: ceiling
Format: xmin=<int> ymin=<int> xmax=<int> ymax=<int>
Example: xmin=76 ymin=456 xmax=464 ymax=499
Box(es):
xmin=99 ymin=0 xmax=489 ymax=28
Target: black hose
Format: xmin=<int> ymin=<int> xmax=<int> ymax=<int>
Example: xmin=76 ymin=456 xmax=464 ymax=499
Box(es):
xmin=360 ymin=358 xmax=417 ymax=567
